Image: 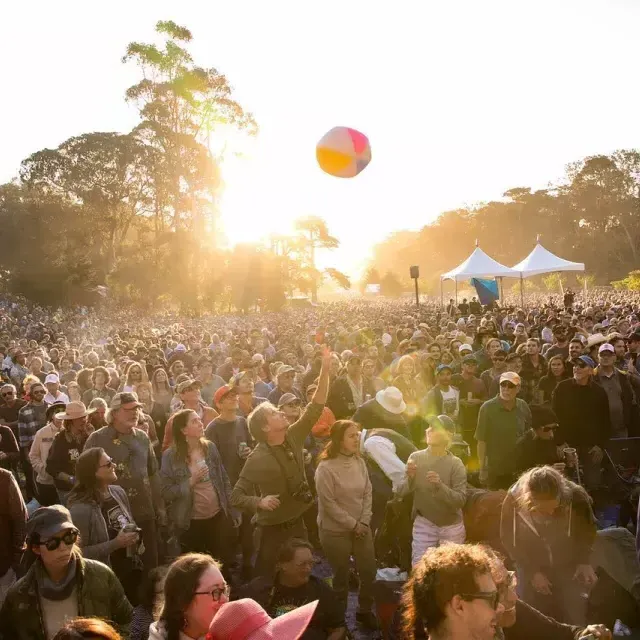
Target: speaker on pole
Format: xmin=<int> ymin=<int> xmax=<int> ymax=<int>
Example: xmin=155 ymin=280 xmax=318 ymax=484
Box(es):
xmin=409 ymin=266 xmax=419 ymax=280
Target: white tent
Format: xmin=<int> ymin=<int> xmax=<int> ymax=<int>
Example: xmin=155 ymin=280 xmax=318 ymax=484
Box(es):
xmin=511 ymin=243 xmax=585 ymax=277
xmin=441 ymin=247 xmax=520 ymax=282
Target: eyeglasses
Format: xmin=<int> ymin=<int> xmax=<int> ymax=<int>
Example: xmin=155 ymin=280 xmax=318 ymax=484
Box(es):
xmin=493 ymin=357 xmax=506 ymax=362
xmin=500 ymin=381 xmax=516 ymax=389
xmin=460 ymin=591 xmax=500 ymax=610
xmin=99 ymin=458 xmax=115 ymax=468
xmin=32 ymin=389 xmax=45 ymax=395
xmin=1 ymin=392 xmax=14 ymax=397
xmin=541 ymin=425 xmax=558 ymax=433
xmin=194 ymin=584 xmax=231 ymax=601
xmin=40 ymin=529 xmax=79 ymax=551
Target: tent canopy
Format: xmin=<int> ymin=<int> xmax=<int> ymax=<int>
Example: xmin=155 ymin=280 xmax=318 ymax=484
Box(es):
xmin=512 ymin=243 xmax=585 ymax=278
xmin=441 ymin=247 xmax=520 ymax=282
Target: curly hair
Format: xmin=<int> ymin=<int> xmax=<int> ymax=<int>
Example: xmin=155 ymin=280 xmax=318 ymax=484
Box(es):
xmin=401 ymin=543 xmax=493 ymax=640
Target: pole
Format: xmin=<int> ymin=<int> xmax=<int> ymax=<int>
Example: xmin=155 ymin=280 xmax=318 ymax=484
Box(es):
xmin=455 ymin=280 xmax=458 ymax=305
xmin=520 ymin=273 xmax=524 ymax=309
xmin=414 ymin=277 xmax=419 ymax=308
xmin=440 ymin=278 xmax=444 ymax=309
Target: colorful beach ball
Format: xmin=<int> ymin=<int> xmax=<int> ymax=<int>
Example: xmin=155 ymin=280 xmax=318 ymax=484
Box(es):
xmin=316 ymin=126 xmax=371 ymax=178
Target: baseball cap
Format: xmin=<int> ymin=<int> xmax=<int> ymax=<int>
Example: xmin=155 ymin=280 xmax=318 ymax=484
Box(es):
xmin=499 ymin=372 xmax=521 ymax=385
xmin=462 ymin=354 xmax=478 ymax=364
xmin=176 ymin=379 xmax=202 ymax=394
xmin=436 ymin=364 xmax=452 ymax=374
xmin=110 ymin=392 xmax=143 ymax=411
xmin=598 ymin=343 xmax=615 ymax=354
xmin=27 ymin=505 xmax=76 ymax=541
xmin=459 ymin=344 xmax=473 ymax=354
xmin=276 ymin=365 xmax=295 ymax=377
xmin=44 ymin=373 xmax=59 ymax=384
xmin=214 ymin=385 xmax=237 ymax=408
xmin=577 ymin=355 xmax=596 ymax=368
xmin=277 ymin=392 xmax=301 ymax=408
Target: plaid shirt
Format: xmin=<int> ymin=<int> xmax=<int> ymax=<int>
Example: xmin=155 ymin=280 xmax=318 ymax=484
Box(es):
xmin=17 ymin=402 xmax=47 ymax=449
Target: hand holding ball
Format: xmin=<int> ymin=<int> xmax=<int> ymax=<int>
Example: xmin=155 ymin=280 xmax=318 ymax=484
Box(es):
xmin=316 ymin=126 xmax=371 ymax=178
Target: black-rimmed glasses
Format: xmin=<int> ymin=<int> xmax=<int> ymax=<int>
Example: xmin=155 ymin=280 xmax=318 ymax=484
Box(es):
xmin=460 ymin=591 xmax=500 ymax=610
xmin=194 ymin=584 xmax=230 ymax=601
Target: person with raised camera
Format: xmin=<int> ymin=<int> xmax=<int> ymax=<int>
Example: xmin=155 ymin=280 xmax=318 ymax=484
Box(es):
xmin=231 ymin=347 xmax=331 ymax=578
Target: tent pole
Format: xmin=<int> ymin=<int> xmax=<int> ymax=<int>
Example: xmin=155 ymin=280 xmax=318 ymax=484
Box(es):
xmin=520 ymin=274 xmax=524 ymax=309
xmin=455 ymin=280 xmax=458 ymax=306
xmin=583 ymin=275 xmax=587 ymax=300
xmin=440 ymin=278 xmax=444 ymax=309
xmin=499 ymin=277 xmax=504 ymax=303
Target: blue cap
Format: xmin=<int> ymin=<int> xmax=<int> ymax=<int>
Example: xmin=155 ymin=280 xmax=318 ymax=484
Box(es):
xmin=436 ymin=364 xmax=453 ymax=374
xmin=577 ymin=355 xmax=596 ymax=368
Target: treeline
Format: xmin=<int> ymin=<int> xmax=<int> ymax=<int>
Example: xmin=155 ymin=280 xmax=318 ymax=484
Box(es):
xmin=0 ymin=21 xmax=348 ymax=313
xmin=364 ymin=150 xmax=640 ymax=294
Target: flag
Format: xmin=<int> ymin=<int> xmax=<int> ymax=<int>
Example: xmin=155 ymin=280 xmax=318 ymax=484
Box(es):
xmin=470 ymin=278 xmax=499 ymax=306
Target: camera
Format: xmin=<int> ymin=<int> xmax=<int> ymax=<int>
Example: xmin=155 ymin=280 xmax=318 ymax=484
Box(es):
xmin=291 ymin=481 xmax=314 ymax=504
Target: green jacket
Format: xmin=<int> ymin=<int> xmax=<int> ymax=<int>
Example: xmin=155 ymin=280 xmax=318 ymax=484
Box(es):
xmin=0 ymin=555 xmax=132 ymax=640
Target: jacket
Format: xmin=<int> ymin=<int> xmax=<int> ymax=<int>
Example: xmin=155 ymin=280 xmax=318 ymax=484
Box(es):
xmin=326 ymin=375 xmax=358 ymax=420
xmin=68 ymin=485 xmax=136 ymax=566
xmin=0 ymin=468 xmax=26 ymax=577
xmin=0 ymin=555 xmax=132 ymax=640
xmin=500 ymin=476 xmax=597 ymax=574
xmin=28 ymin=421 xmax=62 ymax=485
xmin=592 ymin=366 xmax=638 ymax=437
xmin=160 ymin=441 xmax=234 ymax=531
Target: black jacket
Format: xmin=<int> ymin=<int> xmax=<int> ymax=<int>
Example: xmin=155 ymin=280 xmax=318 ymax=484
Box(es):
xmin=352 ymin=399 xmax=410 ymax=440
xmin=514 ymin=430 xmax=561 ymax=475
xmin=326 ymin=375 xmax=358 ymax=420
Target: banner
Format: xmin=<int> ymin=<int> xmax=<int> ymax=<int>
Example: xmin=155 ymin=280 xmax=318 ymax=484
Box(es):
xmin=470 ymin=278 xmax=499 ymax=306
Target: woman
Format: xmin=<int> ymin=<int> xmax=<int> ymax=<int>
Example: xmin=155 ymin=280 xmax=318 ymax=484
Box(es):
xmin=53 ymin=618 xmax=122 ymax=640
xmin=152 ymin=368 xmax=173 ymax=413
xmin=536 ymin=355 xmax=570 ymax=405
xmin=168 ymin=361 xmax=185 ymax=388
xmin=67 ymin=381 xmax=82 ymax=403
xmin=235 ymin=537 xmax=346 ymax=640
xmin=130 ymin=567 xmax=168 ymax=640
xmin=29 ymin=401 xmax=66 ymax=506
xmin=46 ymin=401 xmax=94 ymax=505
xmin=0 ymin=505 xmax=132 ymax=640
xmin=67 ymin=447 xmax=142 ymax=604
xmin=88 ymin=397 xmax=108 ymax=430
xmin=392 ymin=355 xmax=422 ymax=411
xmin=121 ymin=362 xmax=146 ymax=393
xmin=148 ymin=553 xmax=229 ymax=640
xmin=500 ymin=466 xmax=598 ymax=625
xmin=315 ymin=420 xmax=377 ymax=630
xmin=160 ymin=409 xmax=237 ymax=577
xmin=135 ymin=381 xmax=168 ymax=446
xmin=232 ymin=371 xmax=266 ymax=418
xmin=362 ymin=358 xmax=385 ymax=401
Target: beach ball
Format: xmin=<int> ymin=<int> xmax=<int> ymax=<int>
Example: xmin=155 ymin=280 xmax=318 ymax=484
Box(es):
xmin=316 ymin=126 xmax=371 ymax=178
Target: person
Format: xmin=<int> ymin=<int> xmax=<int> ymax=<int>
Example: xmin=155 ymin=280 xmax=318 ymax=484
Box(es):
xmin=476 ymin=372 xmax=532 ymax=490
xmin=82 ymin=366 xmax=117 ymax=406
xmin=552 ymin=355 xmax=610 ymax=490
xmin=151 ymin=369 xmax=173 ymax=414
xmin=67 ymin=447 xmax=143 ymax=604
xmin=44 ymin=373 xmax=70 ymax=405
xmin=231 ymin=347 xmax=331 ymax=577
xmin=207 ymin=598 xmax=317 ymax=640
xmin=29 ymin=401 xmax=66 ymax=506
xmin=234 ymin=538 xmax=346 ymax=640
xmin=0 ymin=505 xmax=132 ymax=640
xmin=52 ymin=618 xmax=123 ymax=640
xmin=327 ymin=354 xmax=363 ymax=420
xmin=231 ymin=370 xmax=268 ymax=418
xmin=352 ymin=386 xmax=410 ymax=440
xmin=500 ymin=466 xmax=597 ymax=625
xmin=424 ymin=364 xmax=459 ymax=422
xmin=85 ymin=392 xmax=166 ymax=572
xmin=195 ymin=356 xmax=225 ymax=407
xmin=398 ymin=415 xmax=467 ymax=566
xmin=0 ymin=383 xmax=26 ymax=445
xmin=149 ymin=553 xmax=229 ymax=640
xmin=452 ymin=355 xmax=486 ymax=457
xmin=520 ymin=339 xmax=546 ymax=404
xmin=536 ymin=355 xmax=569 ymax=405
xmin=268 ymin=364 xmax=305 ymax=407
xmin=514 ymin=405 xmax=564 ymax=475
xmin=46 ymin=400 xmax=94 ymax=504
xmin=130 ymin=566 xmax=168 ymax=640
xmin=0 ymin=466 xmax=26 ymax=608
xmin=480 ymin=347 xmax=508 ymax=394
xmin=160 ymin=408 xmax=237 ymax=578
xmin=161 ymin=379 xmax=218 ymax=451
xmin=88 ymin=397 xmax=109 ymax=430
xmin=315 ymin=420 xmax=376 ymax=629
xmin=17 ymin=380 xmax=48 ymax=500
xmin=400 ymin=543 xmax=504 ymax=640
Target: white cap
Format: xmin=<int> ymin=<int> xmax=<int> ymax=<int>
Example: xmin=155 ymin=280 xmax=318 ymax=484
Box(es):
xmin=44 ymin=373 xmax=59 ymax=384
xmin=459 ymin=344 xmax=473 ymax=353
xmin=598 ymin=343 xmax=615 ymax=354
xmin=381 ymin=333 xmax=392 ymax=346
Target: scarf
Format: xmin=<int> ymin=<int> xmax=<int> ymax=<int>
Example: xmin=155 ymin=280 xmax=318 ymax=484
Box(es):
xmin=36 ymin=553 xmax=79 ymax=601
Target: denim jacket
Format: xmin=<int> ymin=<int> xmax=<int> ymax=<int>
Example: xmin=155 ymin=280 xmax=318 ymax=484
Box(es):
xmin=160 ymin=441 xmax=235 ymax=531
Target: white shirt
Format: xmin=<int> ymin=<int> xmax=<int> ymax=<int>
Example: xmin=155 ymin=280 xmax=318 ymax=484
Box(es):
xmin=440 ymin=386 xmax=459 ymax=420
xmin=44 ymin=391 xmax=69 ymax=405
xmin=362 ymin=434 xmax=406 ymax=491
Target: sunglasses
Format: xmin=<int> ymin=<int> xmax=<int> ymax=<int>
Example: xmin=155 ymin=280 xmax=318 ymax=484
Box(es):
xmin=40 ymin=529 xmax=79 ymax=551
xmin=194 ymin=584 xmax=231 ymax=601
xmin=1 ymin=392 xmax=14 ymax=397
xmin=32 ymin=389 xmax=45 ymax=395
xmin=460 ymin=591 xmax=500 ymax=610
xmin=541 ymin=425 xmax=558 ymax=433
xmin=500 ymin=381 xmax=517 ymax=389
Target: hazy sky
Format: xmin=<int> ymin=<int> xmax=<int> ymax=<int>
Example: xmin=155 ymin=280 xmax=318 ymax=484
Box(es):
xmin=3 ymin=0 xmax=640 ymax=277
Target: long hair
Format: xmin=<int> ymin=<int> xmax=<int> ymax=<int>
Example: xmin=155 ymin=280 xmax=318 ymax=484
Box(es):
xmin=134 ymin=381 xmax=154 ymax=406
xmin=319 ymin=420 xmax=360 ymax=460
xmin=515 ymin=465 xmax=591 ymax=512
xmin=125 ymin=361 xmax=147 ymax=387
xmin=159 ymin=553 xmax=221 ymax=640
xmin=138 ymin=565 xmax=169 ymax=619
xmin=152 ymin=368 xmax=172 ymax=395
xmin=67 ymin=447 xmax=106 ymax=506
xmin=547 ymin=354 xmax=567 ymax=378
xmin=52 ymin=617 xmax=121 ymax=640
xmin=171 ymin=409 xmax=207 ymax=463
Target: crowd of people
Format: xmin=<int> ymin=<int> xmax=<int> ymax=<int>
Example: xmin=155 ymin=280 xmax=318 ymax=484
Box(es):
xmin=0 ymin=290 xmax=639 ymax=639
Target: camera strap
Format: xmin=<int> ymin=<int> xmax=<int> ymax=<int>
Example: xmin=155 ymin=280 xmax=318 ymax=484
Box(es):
xmin=267 ymin=441 xmax=306 ymax=494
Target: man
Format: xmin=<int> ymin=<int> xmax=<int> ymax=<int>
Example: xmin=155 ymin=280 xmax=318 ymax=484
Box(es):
xmin=520 ymin=339 xmax=546 ymax=404
xmin=545 ymin=326 xmax=570 ymax=361
xmin=85 ymin=392 xmax=166 ymax=570
xmin=514 ymin=405 xmax=564 ymax=476
xmin=627 ymin=331 xmax=640 ymax=370
xmin=326 ymin=354 xmax=363 ymax=420
xmin=217 ymin=347 xmax=244 ymax=382
xmin=452 ymin=355 xmax=486 ymax=457
xmin=17 ymin=381 xmax=48 ymax=501
xmin=425 ymin=364 xmax=459 ymax=422
xmin=403 ymin=543 xmax=503 ymax=640
xmin=568 ymin=338 xmax=585 ymax=364
xmin=162 ymin=378 xmax=218 ymax=450
xmin=473 ymin=330 xmax=498 ymax=374
xmin=231 ymin=348 xmax=330 ymax=577
xmin=476 ymin=372 xmax=532 ymax=490
xmin=81 ymin=366 xmax=115 ymax=406
xmin=267 ymin=364 xmax=305 ymax=407
xmin=352 ymin=387 xmax=411 ymax=440
xmin=552 ymin=355 xmax=610 ymax=490
xmin=0 ymin=467 xmax=26 ymax=607
xmin=9 ymin=351 xmax=28 ymax=389
xmin=593 ymin=343 xmax=635 ymax=439
xmin=480 ymin=349 xmax=508 ymax=395
xmin=196 ymin=356 xmax=225 ymax=407
xmin=0 ymin=384 xmax=26 ymax=443
xmin=278 ymin=393 xmax=303 ymax=424
xmin=28 ymin=356 xmax=46 ymax=383
xmin=43 ymin=373 xmax=69 ymax=405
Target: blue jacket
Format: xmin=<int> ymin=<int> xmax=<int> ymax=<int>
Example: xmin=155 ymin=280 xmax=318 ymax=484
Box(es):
xmin=160 ymin=441 xmax=235 ymax=531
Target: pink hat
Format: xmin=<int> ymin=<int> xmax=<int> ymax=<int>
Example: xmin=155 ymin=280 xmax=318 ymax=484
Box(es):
xmin=206 ymin=598 xmax=317 ymax=640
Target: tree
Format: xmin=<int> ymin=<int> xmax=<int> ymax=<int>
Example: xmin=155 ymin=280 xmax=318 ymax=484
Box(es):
xmin=380 ymin=271 xmax=404 ymax=297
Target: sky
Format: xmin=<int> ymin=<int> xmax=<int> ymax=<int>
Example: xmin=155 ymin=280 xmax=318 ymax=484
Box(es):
xmin=3 ymin=0 xmax=640 ymax=279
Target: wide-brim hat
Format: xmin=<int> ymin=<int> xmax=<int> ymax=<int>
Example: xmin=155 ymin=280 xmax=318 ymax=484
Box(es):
xmin=375 ymin=386 xmax=406 ymax=415
xmin=57 ymin=401 xmax=95 ymax=420
xmin=46 ymin=401 xmax=67 ymax=421
xmin=586 ymin=333 xmax=607 ymax=348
